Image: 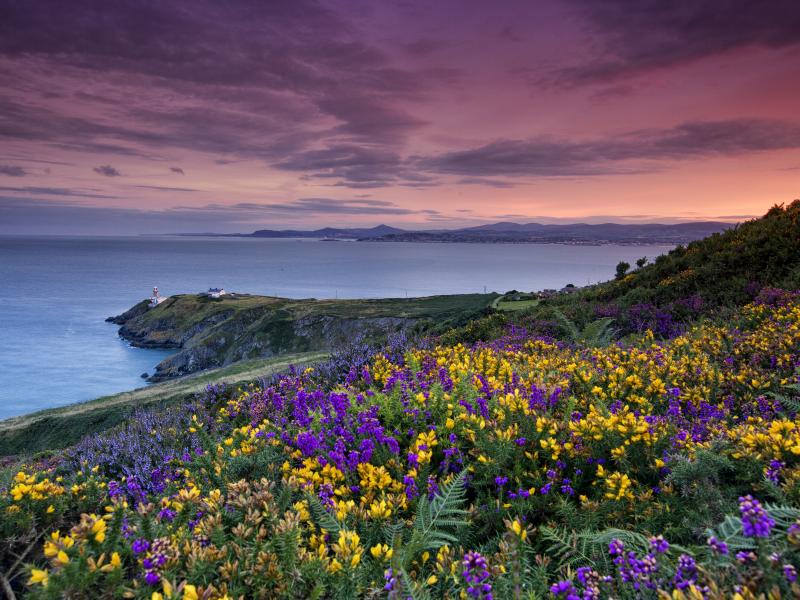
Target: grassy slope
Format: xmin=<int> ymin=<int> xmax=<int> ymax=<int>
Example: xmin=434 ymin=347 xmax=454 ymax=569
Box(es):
xmin=0 ymin=351 xmax=327 ymax=457
xmin=580 ymin=200 xmax=800 ymax=307
xmin=120 ymin=292 xmax=497 ymax=376
xmin=133 ymin=292 xmax=497 ymax=329
xmin=443 ymin=201 xmax=800 ymax=344
xmin=0 ymin=293 xmax=495 ymax=457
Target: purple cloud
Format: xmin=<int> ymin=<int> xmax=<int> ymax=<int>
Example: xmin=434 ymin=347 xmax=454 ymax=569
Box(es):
xmin=93 ymin=165 xmax=122 ymax=177
xmin=553 ymin=0 xmax=800 ymax=85
xmin=418 ymin=119 xmax=800 ymax=177
xmin=0 ymin=165 xmax=26 ymax=176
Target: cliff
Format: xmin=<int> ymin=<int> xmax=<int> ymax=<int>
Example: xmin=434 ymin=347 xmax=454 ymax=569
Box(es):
xmin=108 ymin=292 xmax=495 ymax=381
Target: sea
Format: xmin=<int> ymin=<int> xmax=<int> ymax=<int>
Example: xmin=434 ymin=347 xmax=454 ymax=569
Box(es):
xmin=0 ymin=236 xmax=673 ymax=419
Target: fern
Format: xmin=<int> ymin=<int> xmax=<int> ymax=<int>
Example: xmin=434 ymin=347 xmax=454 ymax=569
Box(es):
xmin=540 ymin=525 xmax=596 ymax=569
xmin=704 ymin=515 xmax=754 ymax=553
xmin=704 ymin=504 xmax=800 ymax=560
xmin=770 ymin=390 xmax=800 ymax=416
xmin=551 ymin=309 xmax=616 ymax=346
xmin=382 ymin=522 xmax=406 ymax=547
xmin=764 ymin=503 xmax=800 ymax=528
xmin=306 ymin=493 xmax=341 ymax=535
xmin=541 ymin=526 xmax=692 ymax=572
xmin=399 ymin=568 xmax=433 ymax=600
xmin=414 ymin=471 xmax=468 ymax=544
xmin=402 ymin=471 xmax=469 ymax=568
xmin=551 ymin=309 xmax=580 ymax=343
xmin=580 ymin=317 xmax=616 ymax=347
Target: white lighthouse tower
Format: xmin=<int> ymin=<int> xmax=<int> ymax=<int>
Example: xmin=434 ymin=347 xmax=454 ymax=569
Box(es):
xmin=148 ymin=286 xmax=167 ymax=308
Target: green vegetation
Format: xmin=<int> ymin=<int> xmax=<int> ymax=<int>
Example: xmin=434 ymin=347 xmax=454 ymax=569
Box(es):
xmin=492 ymin=292 xmax=541 ymax=312
xmin=592 ymin=200 xmax=800 ymax=307
xmin=0 ymin=352 xmax=326 ymax=456
xmin=442 ymin=200 xmax=800 ymax=344
xmin=5 ymin=290 xmax=800 ymax=598
xmin=115 ymin=292 xmax=497 ymax=380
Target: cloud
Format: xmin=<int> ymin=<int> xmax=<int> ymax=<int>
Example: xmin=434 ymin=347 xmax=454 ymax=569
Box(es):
xmin=0 ymin=0 xmax=430 ymax=180
xmin=554 ymin=0 xmax=800 ymax=85
xmin=93 ymin=164 xmax=122 ymax=177
xmin=170 ymin=167 xmax=185 ymax=175
xmin=132 ymin=185 xmax=199 ymax=192
xmin=0 ymin=186 xmax=118 ymax=199
xmin=275 ymin=145 xmax=413 ymax=188
xmin=457 ymin=177 xmax=516 ymax=188
xmin=0 ymin=165 xmax=27 ymax=176
xmin=0 ymin=196 xmax=441 ymax=235
xmin=182 ymin=197 xmax=441 ymax=217
xmin=417 ymin=118 xmax=800 ymax=177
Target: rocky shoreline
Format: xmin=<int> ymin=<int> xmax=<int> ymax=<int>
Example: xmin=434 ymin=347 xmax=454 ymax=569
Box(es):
xmin=107 ymin=292 xmax=493 ymax=382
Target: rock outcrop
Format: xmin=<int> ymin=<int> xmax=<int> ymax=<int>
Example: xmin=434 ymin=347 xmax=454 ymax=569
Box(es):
xmin=108 ymin=293 xmax=494 ymax=382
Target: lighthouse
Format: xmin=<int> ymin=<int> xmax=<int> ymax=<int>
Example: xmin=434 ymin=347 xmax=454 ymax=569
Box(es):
xmin=149 ymin=286 xmax=167 ymax=308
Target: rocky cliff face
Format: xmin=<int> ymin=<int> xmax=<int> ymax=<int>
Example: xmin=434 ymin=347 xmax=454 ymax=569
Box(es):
xmin=108 ymin=295 xmax=420 ymax=381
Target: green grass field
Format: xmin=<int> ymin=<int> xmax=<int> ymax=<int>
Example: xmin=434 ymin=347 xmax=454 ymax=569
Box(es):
xmin=491 ymin=293 xmax=540 ymax=312
xmin=0 ymin=351 xmax=327 ymax=457
xmin=495 ymin=298 xmax=540 ymax=311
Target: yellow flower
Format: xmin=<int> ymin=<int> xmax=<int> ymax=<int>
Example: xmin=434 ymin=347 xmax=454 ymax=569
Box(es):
xmin=56 ymin=550 xmax=70 ymax=565
xmin=28 ymin=569 xmax=49 ymax=586
xmin=183 ymin=584 xmax=199 ymax=600
xmin=110 ymin=552 xmax=121 ymax=568
xmin=509 ymin=518 xmax=528 ymax=541
xmin=368 ymin=499 xmax=392 ymax=520
xmin=43 ymin=541 xmax=58 ymax=558
xmin=426 ymin=575 xmax=438 ymax=585
xmin=370 ymin=543 xmax=393 ymax=561
xmin=327 ymin=558 xmax=343 ymax=574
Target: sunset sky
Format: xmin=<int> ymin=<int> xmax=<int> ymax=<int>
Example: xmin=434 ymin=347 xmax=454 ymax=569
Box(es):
xmin=1 ymin=0 xmax=799 ymax=234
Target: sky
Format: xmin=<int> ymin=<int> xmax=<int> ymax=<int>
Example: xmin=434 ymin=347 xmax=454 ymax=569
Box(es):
xmin=1 ymin=0 xmax=799 ymax=234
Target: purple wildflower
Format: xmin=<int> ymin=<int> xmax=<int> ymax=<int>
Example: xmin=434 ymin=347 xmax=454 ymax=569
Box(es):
xmin=784 ymin=564 xmax=797 ymax=583
xmin=649 ymin=535 xmax=669 ymax=554
xmin=739 ymin=495 xmax=775 ymax=538
xmin=462 ymin=551 xmax=493 ymax=599
xmin=707 ymin=536 xmax=729 ymax=556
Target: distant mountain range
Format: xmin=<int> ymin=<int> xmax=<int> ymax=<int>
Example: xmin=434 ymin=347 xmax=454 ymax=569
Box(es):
xmin=243 ymin=221 xmax=734 ymax=245
xmin=249 ymin=224 xmax=404 ymax=239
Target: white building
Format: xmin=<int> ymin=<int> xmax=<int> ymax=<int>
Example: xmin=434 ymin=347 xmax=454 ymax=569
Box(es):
xmin=207 ymin=287 xmax=227 ymax=298
xmin=149 ymin=286 xmax=167 ymax=308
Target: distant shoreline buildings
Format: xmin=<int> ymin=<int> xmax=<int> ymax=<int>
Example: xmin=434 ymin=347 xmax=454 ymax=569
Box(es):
xmin=206 ymin=287 xmax=228 ymax=298
xmin=147 ymin=286 xmax=229 ymax=308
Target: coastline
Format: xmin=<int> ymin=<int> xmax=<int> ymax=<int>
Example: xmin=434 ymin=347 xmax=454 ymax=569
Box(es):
xmin=0 ymin=351 xmax=327 ymax=457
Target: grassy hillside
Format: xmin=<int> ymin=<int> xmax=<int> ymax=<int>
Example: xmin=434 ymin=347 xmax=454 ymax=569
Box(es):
xmin=0 ymin=352 xmax=326 ymax=456
xmin=4 ymin=291 xmax=800 ymax=598
xmin=113 ymin=292 xmax=497 ymax=380
xmin=444 ymin=201 xmax=800 ymax=343
xmin=588 ymin=199 xmax=800 ymax=307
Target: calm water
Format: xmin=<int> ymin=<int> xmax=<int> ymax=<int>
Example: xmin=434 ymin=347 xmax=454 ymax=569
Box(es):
xmin=0 ymin=236 xmax=673 ymax=419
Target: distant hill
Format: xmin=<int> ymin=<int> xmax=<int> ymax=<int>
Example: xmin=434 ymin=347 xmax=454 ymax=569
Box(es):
xmin=242 ymin=220 xmax=733 ymax=245
xmin=249 ymin=224 xmax=404 ymax=239
xmin=372 ymin=221 xmax=731 ymax=244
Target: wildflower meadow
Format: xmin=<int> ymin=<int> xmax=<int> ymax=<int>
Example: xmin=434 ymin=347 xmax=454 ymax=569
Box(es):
xmin=3 ymin=289 xmax=800 ymax=599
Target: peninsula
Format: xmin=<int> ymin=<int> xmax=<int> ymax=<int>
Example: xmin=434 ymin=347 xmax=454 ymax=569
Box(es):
xmin=107 ymin=292 xmax=496 ymax=381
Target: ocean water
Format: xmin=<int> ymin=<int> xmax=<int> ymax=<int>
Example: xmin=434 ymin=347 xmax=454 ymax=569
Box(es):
xmin=0 ymin=236 xmax=673 ymax=419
